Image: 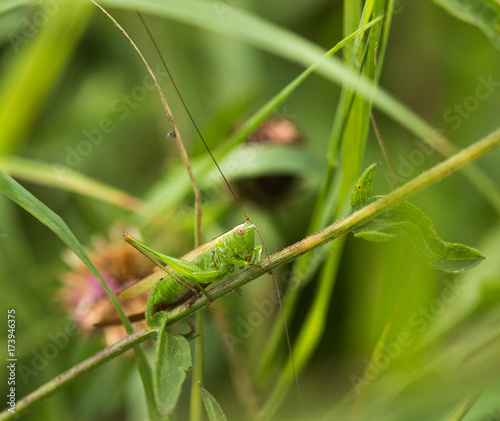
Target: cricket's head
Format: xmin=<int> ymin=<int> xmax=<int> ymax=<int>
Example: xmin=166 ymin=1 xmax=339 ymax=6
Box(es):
xmin=233 ymin=221 xmax=256 ymax=259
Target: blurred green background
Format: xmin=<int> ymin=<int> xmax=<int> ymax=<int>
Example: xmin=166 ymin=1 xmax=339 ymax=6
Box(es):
xmin=1 ymin=0 xmax=499 ymax=420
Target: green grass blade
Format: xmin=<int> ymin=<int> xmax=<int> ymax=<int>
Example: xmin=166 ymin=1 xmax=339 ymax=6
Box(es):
xmin=0 ymin=169 xmax=156 ymax=418
xmin=0 ymin=0 xmax=32 ymax=14
xmin=446 ymin=392 xmax=482 ymax=421
xmin=190 ymin=311 xmax=205 ymax=421
xmin=259 ymin=0 xmax=387 ymax=401
xmin=0 ymin=1 xmax=92 ymax=154
xmin=0 ymin=156 xmax=150 ymax=215
xmin=144 ymin=15 xmax=382 ymax=217
xmin=0 ymin=169 xmax=129 ymax=326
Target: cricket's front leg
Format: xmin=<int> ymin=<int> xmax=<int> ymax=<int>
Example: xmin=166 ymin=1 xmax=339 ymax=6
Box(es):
xmin=145 ymin=281 xmax=160 ymax=327
xmin=252 ymin=245 xmax=263 ymax=263
xmin=231 ymin=246 xmax=272 ymax=274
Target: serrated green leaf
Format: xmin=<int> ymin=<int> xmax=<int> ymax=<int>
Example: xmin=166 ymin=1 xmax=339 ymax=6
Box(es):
xmin=153 ymin=327 xmax=192 ymax=418
xmin=433 ymin=0 xmax=500 ymax=53
xmin=350 ymin=165 xmax=485 ymax=273
xmin=383 ymin=201 xmax=484 ymax=272
xmin=200 ymin=383 xmax=227 ymax=421
xmin=350 ymin=162 xmax=379 ymax=210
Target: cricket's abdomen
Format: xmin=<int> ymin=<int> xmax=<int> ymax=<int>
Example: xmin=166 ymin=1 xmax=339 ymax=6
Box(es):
xmin=153 ymin=242 xmax=226 ymax=305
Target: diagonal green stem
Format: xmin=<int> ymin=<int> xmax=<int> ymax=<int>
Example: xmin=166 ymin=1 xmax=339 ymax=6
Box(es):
xmin=2 ymin=127 xmax=498 ymax=420
xmin=161 ymin=127 xmax=500 ymax=324
xmin=0 ymin=327 xmax=155 ymax=420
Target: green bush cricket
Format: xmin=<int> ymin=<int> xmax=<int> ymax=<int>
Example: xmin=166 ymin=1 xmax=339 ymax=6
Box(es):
xmin=119 ymin=221 xmax=263 ymax=310
xmin=92 ymin=3 xmax=302 ymax=404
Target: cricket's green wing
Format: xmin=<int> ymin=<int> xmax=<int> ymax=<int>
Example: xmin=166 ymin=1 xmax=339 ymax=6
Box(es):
xmin=118 ymin=237 xmax=219 ymax=300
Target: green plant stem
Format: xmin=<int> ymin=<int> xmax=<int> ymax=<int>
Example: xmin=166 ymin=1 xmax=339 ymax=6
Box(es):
xmin=0 ymin=327 xmax=155 ymax=421
xmin=190 ymin=310 xmax=205 ymax=421
xmin=161 ymin=127 xmax=500 ymax=325
xmin=3 ymin=127 xmax=498 ymax=419
xmin=446 ymin=391 xmax=482 ymax=421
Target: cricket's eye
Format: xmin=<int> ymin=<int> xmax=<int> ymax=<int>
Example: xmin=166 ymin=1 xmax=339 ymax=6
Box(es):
xmin=236 ymin=227 xmax=245 ymax=237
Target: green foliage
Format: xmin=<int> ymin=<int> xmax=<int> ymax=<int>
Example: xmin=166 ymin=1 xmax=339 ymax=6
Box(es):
xmin=200 ymin=384 xmax=227 ymax=421
xmin=0 ymin=170 xmax=156 ymax=418
xmin=153 ymin=325 xmax=192 ymax=418
xmin=433 ymin=0 xmax=500 ymax=52
xmin=351 ymin=163 xmax=485 ymax=272
xmin=0 ymin=0 xmax=499 ymax=420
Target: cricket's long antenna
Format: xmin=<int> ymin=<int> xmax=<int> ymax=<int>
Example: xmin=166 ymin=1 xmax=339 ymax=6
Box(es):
xmin=254 ymin=226 xmax=303 ymax=405
xmin=91 ymin=0 xmax=203 ymax=246
xmin=136 ymin=12 xmax=250 ymax=223
xmin=136 ymin=10 xmax=301 ymax=404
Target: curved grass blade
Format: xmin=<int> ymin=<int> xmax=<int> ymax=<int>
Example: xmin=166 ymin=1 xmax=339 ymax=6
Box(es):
xmin=100 ymin=0 xmax=500 ymax=213
xmin=0 ymin=156 xmax=150 ymax=215
xmin=0 ymin=169 xmax=156 ymax=418
xmin=0 ymin=170 xmax=126 ymax=321
xmin=446 ymin=391 xmax=482 ymax=421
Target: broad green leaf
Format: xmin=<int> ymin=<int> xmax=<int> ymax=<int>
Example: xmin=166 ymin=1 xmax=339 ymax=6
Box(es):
xmin=433 ymin=0 xmax=500 ymax=53
xmin=154 ymin=327 xmax=192 ymax=418
xmin=350 ymin=165 xmax=485 ymax=273
xmin=200 ymin=383 xmax=227 ymax=421
xmin=350 ymin=162 xmax=379 ymax=210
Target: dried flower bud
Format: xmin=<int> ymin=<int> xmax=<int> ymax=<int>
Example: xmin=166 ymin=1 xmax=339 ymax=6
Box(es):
xmin=235 ymin=118 xmax=304 ymax=206
xmin=60 ymin=233 xmax=154 ymax=344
